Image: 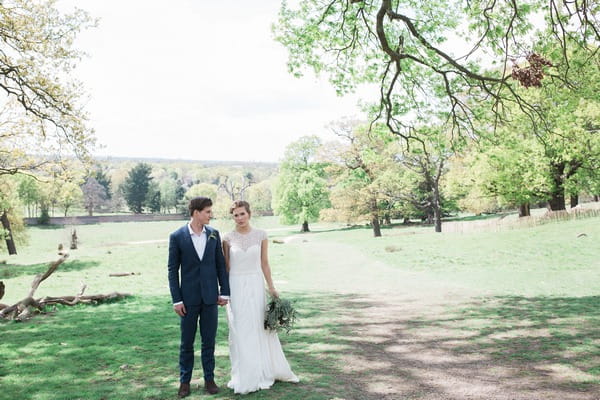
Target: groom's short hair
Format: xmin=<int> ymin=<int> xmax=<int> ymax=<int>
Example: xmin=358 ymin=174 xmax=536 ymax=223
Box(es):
xmin=189 ymin=197 xmax=212 ymax=216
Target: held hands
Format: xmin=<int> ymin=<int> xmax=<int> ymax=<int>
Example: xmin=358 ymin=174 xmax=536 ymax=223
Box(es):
xmin=174 ymin=298 xmax=228 ymax=314
xmin=217 ymin=296 xmax=229 ymax=306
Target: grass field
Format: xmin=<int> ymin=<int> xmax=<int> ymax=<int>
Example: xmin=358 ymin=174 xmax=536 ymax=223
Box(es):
xmin=1 ymin=214 xmax=599 ymax=399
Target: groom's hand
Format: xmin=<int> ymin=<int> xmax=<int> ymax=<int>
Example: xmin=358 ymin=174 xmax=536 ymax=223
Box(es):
xmin=217 ymin=296 xmax=229 ymax=306
xmin=173 ymin=303 xmax=186 ymax=316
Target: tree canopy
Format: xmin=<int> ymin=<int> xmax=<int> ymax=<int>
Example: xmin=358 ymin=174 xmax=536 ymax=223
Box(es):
xmin=0 ymin=0 xmax=96 ymax=176
xmin=275 ymin=0 xmax=599 ymax=141
xmin=274 ymin=136 xmax=330 ymax=232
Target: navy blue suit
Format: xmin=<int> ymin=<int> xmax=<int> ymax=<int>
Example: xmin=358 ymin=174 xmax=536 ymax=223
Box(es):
xmin=168 ymin=224 xmax=230 ymax=383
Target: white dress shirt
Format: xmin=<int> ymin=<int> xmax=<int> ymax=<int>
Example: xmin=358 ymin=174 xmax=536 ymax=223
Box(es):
xmin=189 ymin=223 xmax=207 ymax=261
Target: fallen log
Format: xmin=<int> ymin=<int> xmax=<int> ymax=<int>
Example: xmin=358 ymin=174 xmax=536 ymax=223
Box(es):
xmin=109 ymin=272 xmax=138 ymax=277
xmin=0 ymin=251 xmax=131 ymax=321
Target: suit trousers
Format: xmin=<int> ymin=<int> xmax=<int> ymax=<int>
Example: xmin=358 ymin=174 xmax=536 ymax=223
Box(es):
xmin=179 ymin=303 xmax=218 ymax=383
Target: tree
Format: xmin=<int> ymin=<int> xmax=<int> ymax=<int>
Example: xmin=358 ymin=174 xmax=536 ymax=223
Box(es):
xmin=247 ymin=179 xmax=273 ymax=215
xmin=398 ymin=127 xmax=456 ymax=232
xmin=146 ymin=182 xmax=161 ymax=213
xmin=0 ymin=0 xmax=96 ymax=176
xmin=0 ymin=176 xmax=26 ymax=254
xmin=274 ymin=136 xmax=330 ymax=232
xmin=16 ymin=175 xmax=40 ymax=218
xmin=327 ymin=120 xmax=403 ymax=236
xmin=477 ymin=44 xmax=600 ymax=211
xmin=57 ymin=181 xmax=83 ymax=217
xmin=184 ymin=183 xmax=218 ymax=204
xmin=89 ymin=167 xmax=112 ymax=200
xmin=216 ymin=172 xmax=255 ymax=201
xmin=121 ymin=163 xmax=153 ymax=214
xmin=159 ymin=178 xmax=179 ymax=213
xmin=81 ymin=177 xmax=108 ymax=216
xmin=275 ymin=1 xmax=599 ymax=143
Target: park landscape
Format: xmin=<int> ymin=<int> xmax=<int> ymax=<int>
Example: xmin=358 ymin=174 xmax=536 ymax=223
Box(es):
xmin=1 ymin=208 xmax=599 ymax=399
xmin=1 ymin=0 xmax=600 ymax=399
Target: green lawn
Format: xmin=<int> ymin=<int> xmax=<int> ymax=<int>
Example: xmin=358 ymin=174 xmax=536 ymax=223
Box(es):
xmin=1 ymin=215 xmax=599 ymax=399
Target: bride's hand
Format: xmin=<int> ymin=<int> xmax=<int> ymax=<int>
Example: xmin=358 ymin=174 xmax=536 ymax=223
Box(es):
xmin=268 ymin=287 xmax=279 ymax=298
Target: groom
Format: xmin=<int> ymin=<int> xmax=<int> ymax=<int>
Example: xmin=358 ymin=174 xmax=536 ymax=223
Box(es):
xmin=168 ymin=196 xmax=230 ymax=397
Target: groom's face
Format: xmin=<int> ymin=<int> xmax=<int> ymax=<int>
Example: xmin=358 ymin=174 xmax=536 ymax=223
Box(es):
xmin=193 ymin=206 xmax=212 ymax=226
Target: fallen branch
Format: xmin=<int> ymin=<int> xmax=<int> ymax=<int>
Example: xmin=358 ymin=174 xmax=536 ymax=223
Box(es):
xmin=28 ymin=252 xmax=69 ymax=298
xmin=109 ymin=272 xmax=138 ymax=277
xmin=0 ymin=250 xmax=131 ymax=321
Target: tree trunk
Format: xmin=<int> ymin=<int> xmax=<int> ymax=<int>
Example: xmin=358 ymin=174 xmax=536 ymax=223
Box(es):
xmin=371 ymin=215 xmax=381 ymax=237
xmin=301 ymin=221 xmax=309 ymax=232
xmin=518 ymin=203 xmax=530 ymax=217
xmin=433 ymin=208 xmax=442 ymax=232
xmin=570 ymin=195 xmax=578 ymax=208
xmin=1 ymin=211 xmax=17 ymax=255
xmin=368 ymin=198 xmax=382 ymax=237
xmin=424 ymin=213 xmax=433 ymax=225
xmin=547 ymin=162 xmax=566 ymax=211
xmin=594 ymin=195 xmax=599 ymax=202
xmin=547 ymin=194 xmax=566 ymax=211
xmin=432 ymin=185 xmax=442 ymax=233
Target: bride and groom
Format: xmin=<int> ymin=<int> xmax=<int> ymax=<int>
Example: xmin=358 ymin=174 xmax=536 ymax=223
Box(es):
xmin=167 ymin=197 xmax=298 ymax=397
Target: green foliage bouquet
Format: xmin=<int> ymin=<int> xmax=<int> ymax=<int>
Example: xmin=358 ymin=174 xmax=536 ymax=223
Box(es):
xmin=264 ymin=296 xmax=298 ymax=334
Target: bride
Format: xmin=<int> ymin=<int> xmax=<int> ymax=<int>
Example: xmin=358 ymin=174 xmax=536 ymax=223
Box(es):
xmin=222 ymin=200 xmax=299 ymax=394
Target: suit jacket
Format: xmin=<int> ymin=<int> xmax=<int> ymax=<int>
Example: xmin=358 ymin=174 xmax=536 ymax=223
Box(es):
xmin=167 ymin=224 xmax=230 ymax=306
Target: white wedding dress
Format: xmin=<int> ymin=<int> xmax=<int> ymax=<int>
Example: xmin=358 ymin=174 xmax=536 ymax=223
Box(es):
xmin=224 ymin=228 xmax=299 ymax=394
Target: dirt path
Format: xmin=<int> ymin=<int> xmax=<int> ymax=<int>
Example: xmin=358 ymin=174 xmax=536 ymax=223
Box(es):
xmin=288 ymin=238 xmax=600 ymax=400
xmin=331 ymin=293 xmax=599 ymax=400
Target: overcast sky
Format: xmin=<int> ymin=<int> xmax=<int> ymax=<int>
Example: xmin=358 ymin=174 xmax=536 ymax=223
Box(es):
xmin=58 ymin=0 xmax=373 ymax=163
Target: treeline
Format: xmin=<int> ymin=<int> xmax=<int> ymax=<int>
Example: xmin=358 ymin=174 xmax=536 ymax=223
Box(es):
xmin=9 ymin=159 xmax=278 ymax=219
xmin=274 ymin=119 xmax=600 ymax=237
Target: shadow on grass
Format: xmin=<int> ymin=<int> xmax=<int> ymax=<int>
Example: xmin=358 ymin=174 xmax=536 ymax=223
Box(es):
xmin=453 ymin=295 xmax=600 ymax=369
xmin=0 ymin=293 xmax=372 ymax=400
xmin=0 ymin=260 xmax=101 ymax=279
xmin=1 ymin=293 xmax=598 ymax=400
xmin=324 ymin=294 xmax=600 ymax=400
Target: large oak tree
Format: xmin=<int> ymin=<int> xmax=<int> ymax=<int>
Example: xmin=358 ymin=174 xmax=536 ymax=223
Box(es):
xmin=275 ymin=0 xmax=599 ymax=141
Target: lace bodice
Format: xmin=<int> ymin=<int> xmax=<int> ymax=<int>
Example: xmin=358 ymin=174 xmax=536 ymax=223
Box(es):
xmin=224 ymin=228 xmax=267 ymax=251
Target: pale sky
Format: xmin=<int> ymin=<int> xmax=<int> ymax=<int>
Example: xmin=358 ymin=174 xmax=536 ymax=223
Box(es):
xmin=58 ymin=0 xmax=373 ymax=163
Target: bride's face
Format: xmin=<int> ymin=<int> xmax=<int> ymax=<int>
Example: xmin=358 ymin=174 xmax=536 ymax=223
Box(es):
xmin=232 ymin=206 xmax=250 ymax=228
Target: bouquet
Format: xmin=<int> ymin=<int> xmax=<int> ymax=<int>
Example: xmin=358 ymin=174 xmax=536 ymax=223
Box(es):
xmin=264 ymin=296 xmax=298 ymax=334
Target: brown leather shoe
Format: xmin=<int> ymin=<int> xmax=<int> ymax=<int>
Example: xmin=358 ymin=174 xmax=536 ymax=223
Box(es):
xmin=177 ymin=382 xmax=191 ymax=398
xmin=204 ymin=379 xmax=219 ymax=395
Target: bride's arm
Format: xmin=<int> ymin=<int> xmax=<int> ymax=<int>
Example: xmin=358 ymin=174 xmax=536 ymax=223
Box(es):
xmin=260 ymin=239 xmax=279 ymax=298
xmin=222 ymin=239 xmax=231 ymax=273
